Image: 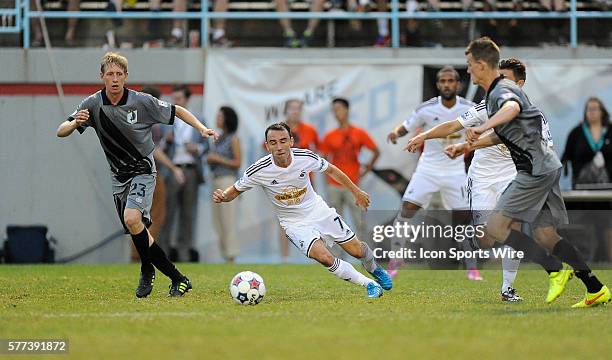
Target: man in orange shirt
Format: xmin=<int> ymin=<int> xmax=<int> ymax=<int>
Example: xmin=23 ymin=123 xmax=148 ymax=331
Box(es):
xmin=321 ymin=98 xmax=380 ymax=243
xmin=277 ymin=98 xmax=320 ymax=262
xmin=284 ymin=99 xmax=319 ymax=151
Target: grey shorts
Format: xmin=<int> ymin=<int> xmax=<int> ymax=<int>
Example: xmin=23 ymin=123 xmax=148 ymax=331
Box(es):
xmin=497 ymin=168 xmax=568 ymax=229
xmin=113 ymin=173 xmax=156 ymax=232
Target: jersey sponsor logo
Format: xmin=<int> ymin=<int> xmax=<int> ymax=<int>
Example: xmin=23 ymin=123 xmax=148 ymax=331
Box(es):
xmin=126 ymin=110 xmax=138 ymax=124
xmin=157 ymin=99 xmax=169 ymax=108
xmin=274 ymin=186 xmax=307 ymax=205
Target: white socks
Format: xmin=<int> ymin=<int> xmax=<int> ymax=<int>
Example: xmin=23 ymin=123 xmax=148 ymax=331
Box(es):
xmin=501 ymin=245 xmax=521 ymax=292
xmin=328 ymin=258 xmax=373 ymax=287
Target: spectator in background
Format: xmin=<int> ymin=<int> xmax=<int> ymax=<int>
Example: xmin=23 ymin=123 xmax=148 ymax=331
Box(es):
xmin=562 ymin=97 xmax=612 ymax=262
xmin=105 ymin=0 xmax=164 ymax=47
xmin=207 ymin=0 xmax=233 ymax=46
xmin=321 ymin=97 xmax=380 ymax=243
xmin=159 ymin=85 xmax=209 ymax=262
xmin=131 ymin=87 xmax=185 ymax=261
xmin=209 ymin=106 xmax=242 ymax=263
xmin=562 ymin=97 xmax=612 ymax=187
xmin=284 ymin=99 xmax=319 ymax=151
xmin=276 ymin=0 xmax=326 ymax=47
xmin=141 ymin=87 xmax=186 ymax=237
xmin=30 ymin=0 xmax=80 ymax=46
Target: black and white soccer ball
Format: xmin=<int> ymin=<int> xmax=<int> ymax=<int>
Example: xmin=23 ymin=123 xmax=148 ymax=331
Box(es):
xmin=229 ymin=271 xmax=266 ymax=305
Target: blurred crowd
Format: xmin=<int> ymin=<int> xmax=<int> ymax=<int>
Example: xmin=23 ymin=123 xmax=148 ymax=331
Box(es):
xmin=22 ymin=0 xmax=612 ymax=47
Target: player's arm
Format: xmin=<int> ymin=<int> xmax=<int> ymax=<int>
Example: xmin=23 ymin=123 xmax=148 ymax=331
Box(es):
xmin=444 ymin=133 xmax=503 ymax=159
xmin=405 ymin=120 xmax=464 ymax=152
xmin=470 ymin=132 xmax=503 ymax=149
xmin=324 ymin=164 xmax=370 ymax=210
xmin=212 ymin=185 xmax=243 ymax=203
xmin=175 ymin=105 xmax=219 ymax=140
xmin=57 ymin=110 xmax=89 ymax=137
xmin=387 ymin=124 xmax=409 ymax=144
xmin=466 ymin=101 xmax=520 ymax=143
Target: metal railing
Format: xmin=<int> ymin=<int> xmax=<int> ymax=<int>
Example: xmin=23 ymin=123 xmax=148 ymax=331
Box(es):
xmin=0 ymin=0 xmax=22 ymax=33
xmin=13 ymin=0 xmax=612 ymax=48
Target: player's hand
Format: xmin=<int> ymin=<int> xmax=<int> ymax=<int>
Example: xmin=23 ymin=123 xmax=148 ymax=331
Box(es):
xmin=212 ymin=188 xmax=227 ymax=203
xmin=72 ymin=109 xmax=89 ymax=127
xmin=200 ymin=127 xmax=219 ymax=141
xmin=405 ymin=133 xmax=426 ymax=152
xmin=172 ymin=167 xmax=185 ymax=185
xmin=353 ymin=189 xmax=370 ymax=211
xmin=387 ymin=131 xmax=399 ymax=145
xmin=444 ymin=144 xmax=465 ymax=159
xmin=466 ymin=125 xmax=486 ymax=144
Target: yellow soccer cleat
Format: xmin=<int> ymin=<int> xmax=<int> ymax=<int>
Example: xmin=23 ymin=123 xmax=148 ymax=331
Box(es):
xmin=572 ymin=285 xmax=611 ymax=308
xmin=546 ymin=265 xmax=574 ymax=303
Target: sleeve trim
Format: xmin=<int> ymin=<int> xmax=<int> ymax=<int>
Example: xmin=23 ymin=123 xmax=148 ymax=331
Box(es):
xmin=169 ymin=105 xmax=176 ymax=125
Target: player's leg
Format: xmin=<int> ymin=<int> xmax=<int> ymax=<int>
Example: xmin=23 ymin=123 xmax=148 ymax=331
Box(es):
xmin=286 ymin=225 xmax=382 ymax=298
xmin=339 ymin=237 xmax=393 ymax=290
xmin=308 ymin=239 xmax=383 ymax=298
xmin=125 ymin=174 xmax=190 ymax=297
xmin=440 ymin=173 xmax=482 ymax=280
xmin=500 ymin=222 xmax=523 ymax=301
xmin=533 ymin=224 xmax=610 ymax=307
xmin=388 ymin=171 xmax=435 ymax=276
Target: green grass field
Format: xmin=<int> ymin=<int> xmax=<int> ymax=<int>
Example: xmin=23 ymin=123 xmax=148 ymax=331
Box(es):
xmin=1 ymin=264 xmax=610 ymax=359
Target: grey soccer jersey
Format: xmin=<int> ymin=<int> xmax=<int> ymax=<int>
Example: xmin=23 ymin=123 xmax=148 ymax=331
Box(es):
xmin=486 ymin=76 xmax=561 ymax=176
xmin=68 ymin=88 xmax=176 ymax=183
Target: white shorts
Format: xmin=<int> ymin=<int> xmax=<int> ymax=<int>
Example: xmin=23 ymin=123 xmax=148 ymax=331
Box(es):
xmin=284 ymin=207 xmax=355 ymax=257
xmin=467 ymin=176 xmax=513 ymax=225
xmin=402 ymin=170 xmax=468 ymax=210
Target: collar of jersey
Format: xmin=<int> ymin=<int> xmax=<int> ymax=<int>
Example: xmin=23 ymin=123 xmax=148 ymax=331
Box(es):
xmin=271 ymin=151 xmax=294 ymax=171
xmin=485 ymin=74 xmax=505 ymax=103
xmin=101 ymin=87 xmax=129 ymax=106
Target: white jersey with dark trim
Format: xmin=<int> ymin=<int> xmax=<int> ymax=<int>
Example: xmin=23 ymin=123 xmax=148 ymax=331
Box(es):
xmin=234 ymin=148 xmax=330 ymax=227
xmin=403 ymin=96 xmax=474 ymax=175
xmin=459 ymin=99 xmax=555 ymax=181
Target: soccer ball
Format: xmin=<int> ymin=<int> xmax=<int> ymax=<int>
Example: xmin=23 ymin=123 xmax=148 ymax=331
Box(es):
xmin=229 ymin=271 xmax=266 ymax=305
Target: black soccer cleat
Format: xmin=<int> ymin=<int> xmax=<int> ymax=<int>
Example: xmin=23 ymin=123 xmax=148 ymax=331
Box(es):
xmin=168 ymin=277 xmax=192 ymax=297
xmin=136 ymin=268 xmax=155 ymax=298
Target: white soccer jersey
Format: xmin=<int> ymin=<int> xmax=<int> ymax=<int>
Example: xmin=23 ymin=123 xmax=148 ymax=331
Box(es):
xmin=403 ymin=96 xmax=475 ymax=175
xmin=234 ymin=148 xmax=331 ymax=227
xmin=459 ymin=100 xmax=555 ymax=182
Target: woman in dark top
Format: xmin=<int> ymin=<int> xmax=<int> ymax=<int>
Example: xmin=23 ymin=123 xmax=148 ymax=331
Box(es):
xmin=562 ymin=97 xmax=612 ymax=262
xmin=562 ymin=97 xmax=612 ymax=188
xmin=208 ymin=106 xmax=241 ymax=263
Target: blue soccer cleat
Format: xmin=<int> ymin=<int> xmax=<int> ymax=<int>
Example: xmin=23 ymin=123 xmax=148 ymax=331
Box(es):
xmin=367 ymin=282 xmax=384 ymax=298
xmin=369 ymin=266 xmax=393 ymax=291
